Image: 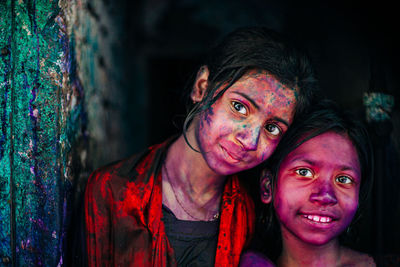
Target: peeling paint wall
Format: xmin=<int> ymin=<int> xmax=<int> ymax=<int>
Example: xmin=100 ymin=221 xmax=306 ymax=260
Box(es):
xmin=0 ymin=1 xmax=13 ymax=265
xmin=0 ymin=0 xmax=66 ymax=264
xmin=0 ymin=0 xmax=128 ymax=264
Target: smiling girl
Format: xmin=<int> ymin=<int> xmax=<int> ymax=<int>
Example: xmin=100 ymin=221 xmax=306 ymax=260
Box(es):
xmin=240 ymin=100 xmax=375 ymax=267
xmin=84 ymin=27 xmax=318 ymax=267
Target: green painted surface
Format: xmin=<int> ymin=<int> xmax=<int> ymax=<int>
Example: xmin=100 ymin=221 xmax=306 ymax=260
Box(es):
xmin=0 ymin=0 xmax=123 ymax=264
xmin=12 ymin=1 xmax=62 ymax=265
xmin=0 ymin=0 xmax=88 ymax=265
xmin=0 ymin=0 xmax=13 ymax=263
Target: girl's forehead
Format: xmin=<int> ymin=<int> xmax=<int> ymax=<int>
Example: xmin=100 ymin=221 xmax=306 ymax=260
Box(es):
xmin=241 ymin=69 xmax=282 ymax=85
xmin=228 ymin=69 xmax=297 ymax=97
xmin=284 ymin=131 xmax=361 ymax=174
xmin=245 ymin=68 xmax=270 ymax=78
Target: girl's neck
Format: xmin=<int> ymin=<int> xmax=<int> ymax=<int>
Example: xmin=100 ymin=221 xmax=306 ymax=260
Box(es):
xmin=278 ymin=231 xmax=341 ymax=267
xmin=162 ymin=133 xmax=226 ymax=220
xmin=168 ymin=134 xmax=226 ymax=193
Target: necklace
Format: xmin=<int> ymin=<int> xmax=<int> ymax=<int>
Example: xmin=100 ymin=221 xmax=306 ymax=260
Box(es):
xmin=162 ymin=163 xmax=220 ymax=221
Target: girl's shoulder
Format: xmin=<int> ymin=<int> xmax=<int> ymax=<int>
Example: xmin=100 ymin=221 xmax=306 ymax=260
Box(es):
xmin=340 ymin=246 xmax=376 ymax=267
xmin=239 ymin=250 xmax=276 ymax=267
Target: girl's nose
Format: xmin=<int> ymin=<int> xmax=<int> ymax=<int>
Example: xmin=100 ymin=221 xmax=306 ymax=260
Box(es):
xmin=309 ymin=182 xmax=338 ymax=206
xmin=236 ymin=126 xmax=261 ymax=151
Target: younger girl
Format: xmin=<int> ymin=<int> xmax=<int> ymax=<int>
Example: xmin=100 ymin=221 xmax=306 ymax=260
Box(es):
xmin=240 ymin=100 xmax=376 ymax=266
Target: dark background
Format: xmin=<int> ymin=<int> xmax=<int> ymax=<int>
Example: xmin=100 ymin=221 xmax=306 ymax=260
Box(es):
xmin=82 ymin=0 xmax=400 ymax=265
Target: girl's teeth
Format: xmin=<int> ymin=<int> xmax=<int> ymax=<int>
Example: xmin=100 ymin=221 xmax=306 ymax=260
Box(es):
xmin=303 ymin=215 xmax=332 ymax=223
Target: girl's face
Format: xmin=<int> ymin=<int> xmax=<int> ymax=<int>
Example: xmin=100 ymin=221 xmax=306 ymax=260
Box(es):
xmin=194 ymin=69 xmax=297 ymax=175
xmin=274 ymin=131 xmax=361 ymax=246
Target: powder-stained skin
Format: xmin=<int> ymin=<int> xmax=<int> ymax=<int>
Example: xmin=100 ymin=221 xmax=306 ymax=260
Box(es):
xmin=274 ymin=131 xmax=361 ymax=246
xmin=194 ymin=69 xmax=298 ymax=175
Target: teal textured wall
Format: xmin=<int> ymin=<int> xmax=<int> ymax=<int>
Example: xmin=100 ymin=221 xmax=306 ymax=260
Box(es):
xmin=0 ymin=0 xmax=129 ymax=264
xmin=0 ymin=1 xmax=13 ymax=264
xmin=0 ymin=1 xmax=88 ymax=265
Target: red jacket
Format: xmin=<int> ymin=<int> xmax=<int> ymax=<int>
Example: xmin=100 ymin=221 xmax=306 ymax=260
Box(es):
xmin=85 ymin=140 xmax=255 ymax=266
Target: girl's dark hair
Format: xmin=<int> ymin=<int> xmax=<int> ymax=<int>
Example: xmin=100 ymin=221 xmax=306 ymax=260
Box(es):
xmin=253 ymin=99 xmax=374 ymax=260
xmin=183 ymin=27 xmax=319 ymax=145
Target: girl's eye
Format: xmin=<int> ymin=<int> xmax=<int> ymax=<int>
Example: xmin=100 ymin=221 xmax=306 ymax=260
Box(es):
xmin=336 ymin=176 xmax=353 ymax=185
xmin=265 ymin=123 xmax=281 ymax=136
xmin=295 ymin=168 xmax=313 ymax=177
xmin=231 ymin=101 xmax=247 ymax=115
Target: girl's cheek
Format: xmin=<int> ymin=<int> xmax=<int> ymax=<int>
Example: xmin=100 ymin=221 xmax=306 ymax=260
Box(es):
xmin=260 ymin=137 xmax=280 ymax=161
xmin=260 ymin=148 xmax=271 ymax=162
xmin=342 ymin=202 xmax=358 ymax=226
xmin=202 ymin=107 xmax=215 ymax=126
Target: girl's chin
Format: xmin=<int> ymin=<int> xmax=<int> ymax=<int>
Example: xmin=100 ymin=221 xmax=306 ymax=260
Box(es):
xmin=210 ymin=164 xmax=244 ymax=176
xmin=205 ymin=158 xmax=243 ymax=175
xmin=298 ymin=234 xmax=337 ymax=247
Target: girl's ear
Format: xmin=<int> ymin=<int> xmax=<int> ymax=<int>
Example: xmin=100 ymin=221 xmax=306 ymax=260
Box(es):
xmin=191 ymin=66 xmax=209 ymax=103
xmin=260 ymin=169 xmax=272 ymax=204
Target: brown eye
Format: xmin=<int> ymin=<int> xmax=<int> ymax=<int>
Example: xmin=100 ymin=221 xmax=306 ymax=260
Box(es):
xmin=336 ymin=176 xmax=353 ymax=184
xmin=265 ymin=123 xmax=281 ymax=136
xmin=296 ymin=168 xmax=313 ymax=177
xmin=231 ymin=101 xmax=247 ymax=115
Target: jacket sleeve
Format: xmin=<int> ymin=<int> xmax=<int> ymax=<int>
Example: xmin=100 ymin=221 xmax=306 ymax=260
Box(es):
xmin=84 ymin=169 xmax=114 ymax=267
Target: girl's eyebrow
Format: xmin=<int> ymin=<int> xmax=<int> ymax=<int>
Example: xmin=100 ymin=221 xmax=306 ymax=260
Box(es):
xmin=231 ymin=91 xmax=290 ymax=126
xmin=289 ymin=157 xmax=315 ymax=165
xmin=231 ymin=91 xmax=260 ymax=110
xmin=339 ymin=165 xmax=361 ymax=176
xmin=273 ymin=117 xmax=289 ymax=127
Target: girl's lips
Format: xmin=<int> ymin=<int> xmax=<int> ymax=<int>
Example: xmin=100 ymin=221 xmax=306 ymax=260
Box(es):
xmin=220 ymin=145 xmax=242 ymax=163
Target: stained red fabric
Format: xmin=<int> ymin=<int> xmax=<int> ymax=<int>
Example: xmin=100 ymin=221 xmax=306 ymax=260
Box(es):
xmin=85 ymin=140 xmax=255 ymax=267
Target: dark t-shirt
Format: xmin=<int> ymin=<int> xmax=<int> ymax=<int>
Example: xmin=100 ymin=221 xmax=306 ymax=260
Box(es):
xmin=162 ymin=205 xmax=219 ymax=267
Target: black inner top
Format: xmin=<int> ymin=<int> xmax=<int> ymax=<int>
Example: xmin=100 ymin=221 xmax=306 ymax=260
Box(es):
xmin=161 ymin=205 xmax=219 ymax=267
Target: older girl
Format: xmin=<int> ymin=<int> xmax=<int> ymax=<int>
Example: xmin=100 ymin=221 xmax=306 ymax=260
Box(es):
xmin=85 ymin=27 xmax=317 ymax=267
